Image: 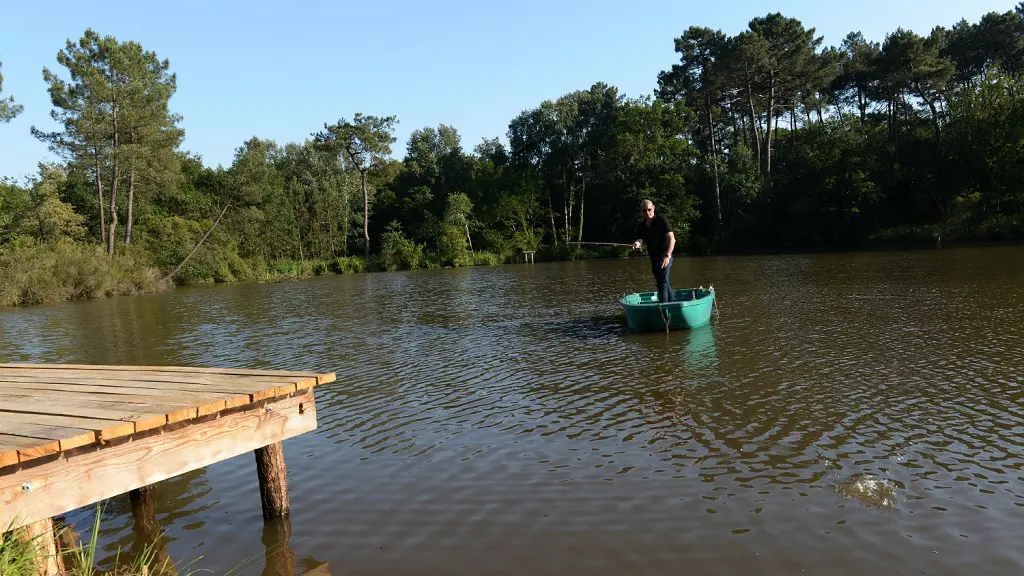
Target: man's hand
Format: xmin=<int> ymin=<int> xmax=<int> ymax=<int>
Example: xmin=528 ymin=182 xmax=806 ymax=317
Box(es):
xmin=661 ymin=255 xmax=670 ymax=269
xmin=632 ymin=240 xmax=642 ymax=251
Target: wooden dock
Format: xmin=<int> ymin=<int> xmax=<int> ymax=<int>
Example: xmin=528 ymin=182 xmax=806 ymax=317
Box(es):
xmin=0 ymin=362 xmax=336 ymax=576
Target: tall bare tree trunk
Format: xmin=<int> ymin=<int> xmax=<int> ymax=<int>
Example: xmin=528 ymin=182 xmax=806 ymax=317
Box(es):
xmin=546 ymin=187 xmax=558 ymax=244
xmin=125 ymin=130 xmax=136 ymax=246
xmin=765 ymin=80 xmax=775 ymax=176
xmin=361 ymin=170 xmax=369 ymax=259
xmin=563 ymin=179 xmax=570 ymax=244
xmin=107 ymin=104 xmax=120 ymax=256
xmin=791 ymin=107 xmax=798 ymax=153
xmin=564 ymin=164 xmax=574 ymax=244
xmin=94 ymin=146 xmax=106 ymax=246
xmin=125 ymin=168 xmax=135 ymax=245
xmin=707 ymin=96 xmax=722 ymax=231
xmin=748 ymin=84 xmax=762 ymax=171
xmin=577 ymin=176 xmax=586 ymax=244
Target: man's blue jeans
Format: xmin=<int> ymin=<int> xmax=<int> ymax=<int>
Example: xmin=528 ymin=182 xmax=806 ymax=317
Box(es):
xmin=652 ymin=256 xmax=674 ymax=302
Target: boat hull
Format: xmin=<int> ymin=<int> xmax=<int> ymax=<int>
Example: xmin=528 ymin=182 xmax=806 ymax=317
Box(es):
xmin=619 ymin=287 xmax=715 ymax=332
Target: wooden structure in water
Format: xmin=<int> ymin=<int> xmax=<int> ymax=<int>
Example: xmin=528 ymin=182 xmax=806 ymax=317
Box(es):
xmin=0 ymin=362 xmax=336 ymax=576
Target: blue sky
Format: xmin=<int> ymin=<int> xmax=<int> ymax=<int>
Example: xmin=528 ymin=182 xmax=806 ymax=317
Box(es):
xmin=0 ymin=0 xmax=1018 ymax=180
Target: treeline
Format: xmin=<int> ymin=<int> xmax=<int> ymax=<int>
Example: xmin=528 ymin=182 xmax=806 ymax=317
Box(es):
xmin=2 ymin=6 xmax=1024 ymax=305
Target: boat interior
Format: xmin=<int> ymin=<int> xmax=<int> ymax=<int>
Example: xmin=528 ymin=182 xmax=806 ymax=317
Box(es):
xmin=622 ymin=288 xmax=710 ymax=305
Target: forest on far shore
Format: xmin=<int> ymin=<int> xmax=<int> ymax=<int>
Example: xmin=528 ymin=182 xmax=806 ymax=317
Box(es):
xmin=2 ymin=6 xmax=1023 ymax=306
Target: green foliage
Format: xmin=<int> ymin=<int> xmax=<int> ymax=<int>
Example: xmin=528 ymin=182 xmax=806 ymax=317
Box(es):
xmin=0 ymin=58 xmax=24 ymax=123
xmin=473 ymin=251 xmax=502 ymax=266
xmin=331 ymin=256 xmax=366 ymax=274
xmin=0 ymin=178 xmax=32 ymax=245
xmin=0 ymin=522 xmax=39 ymax=576
xmin=436 ymin=192 xmax=474 ymax=266
xmin=32 ymin=29 xmax=184 ymax=255
xmin=0 ymin=242 xmax=169 ymax=307
xmin=7 ymin=9 xmax=1024 ymax=306
xmin=378 ymin=221 xmax=424 ymax=271
xmin=314 ymin=113 xmax=399 ymax=258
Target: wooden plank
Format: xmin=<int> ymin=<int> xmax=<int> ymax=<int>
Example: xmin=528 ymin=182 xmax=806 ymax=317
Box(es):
xmin=0 ymin=368 xmax=314 ymax=387
xmin=0 ymin=412 xmax=134 ymax=442
xmin=0 ymin=363 xmax=336 ymax=384
xmin=0 ymin=397 xmax=169 ymax=432
xmin=0 ymin=375 xmax=300 ymax=403
xmin=0 ymin=382 xmax=253 ymax=409
xmin=0 ymin=385 xmax=251 ymax=419
xmin=0 ymin=442 xmax=20 ymax=468
xmin=0 ymin=371 xmax=313 ymax=401
xmin=0 ymin=391 xmax=196 ymax=426
xmin=0 ymin=371 xmax=305 ymax=386
xmin=0 ymin=422 xmax=95 ymax=451
xmin=0 ymin=389 xmax=318 ymax=531
xmin=0 ymin=365 xmax=313 ymax=381
xmin=0 ymin=433 xmax=61 ymax=465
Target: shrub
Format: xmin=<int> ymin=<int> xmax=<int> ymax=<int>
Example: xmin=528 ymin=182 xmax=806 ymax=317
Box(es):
xmin=331 ymin=256 xmax=366 ymax=274
xmin=0 ymin=242 xmax=171 ymax=307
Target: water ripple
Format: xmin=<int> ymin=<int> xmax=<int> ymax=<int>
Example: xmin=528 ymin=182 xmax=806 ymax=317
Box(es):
xmin=2 ymin=249 xmax=1023 ymax=574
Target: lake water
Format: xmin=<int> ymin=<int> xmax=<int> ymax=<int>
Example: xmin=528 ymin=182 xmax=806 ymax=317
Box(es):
xmin=2 ymin=246 xmax=1022 ymax=575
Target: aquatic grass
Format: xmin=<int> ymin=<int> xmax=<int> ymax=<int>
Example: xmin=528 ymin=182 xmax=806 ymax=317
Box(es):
xmin=63 ymin=506 xmax=153 ymax=576
xmin=0 ymin=503 xmax=221 ymax=576
xmin=0 ymin=520 xmax=42 ymax=576
xmin=61 ymin=502 xmax=287 ymax=576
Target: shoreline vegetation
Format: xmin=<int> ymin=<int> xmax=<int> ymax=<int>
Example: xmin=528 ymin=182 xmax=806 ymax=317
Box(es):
xmin=4 ymin=7 xmax=1024 ymax=308
xmin=0 ymin=233 xmax=1005 ymax=309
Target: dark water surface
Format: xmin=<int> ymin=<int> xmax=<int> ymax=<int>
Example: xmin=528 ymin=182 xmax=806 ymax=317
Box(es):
xmin=2 ymin=247 xmax=1023 ymax=575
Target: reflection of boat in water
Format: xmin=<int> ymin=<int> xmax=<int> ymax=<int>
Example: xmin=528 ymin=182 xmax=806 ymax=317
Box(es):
xmin=619 ymin=287 xmax=715 ymax=332
xmin=682 ymin=325 xmax=718 ymax=371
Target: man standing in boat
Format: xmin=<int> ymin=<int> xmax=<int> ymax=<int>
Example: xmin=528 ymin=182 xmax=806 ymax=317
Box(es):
xmin=631 ymin=199 xmax=676 ymax=302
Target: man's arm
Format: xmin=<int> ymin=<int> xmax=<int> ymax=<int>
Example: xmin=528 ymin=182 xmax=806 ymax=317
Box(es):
xmin=658 ymin=232 xmax=676 ymax=268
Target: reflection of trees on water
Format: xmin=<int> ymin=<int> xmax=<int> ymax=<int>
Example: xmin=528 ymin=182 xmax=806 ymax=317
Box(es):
xmin=0 ymin=291 xmax=189 ymax=364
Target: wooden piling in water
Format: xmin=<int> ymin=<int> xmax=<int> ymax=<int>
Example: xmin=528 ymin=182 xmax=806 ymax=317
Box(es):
xmin=255 ymin=441 xmax=290 ymax=518
xmin=129 ymin=484 xmax=180 ymax=576
xmin=129 ymin=485 xmax=159 ymax=534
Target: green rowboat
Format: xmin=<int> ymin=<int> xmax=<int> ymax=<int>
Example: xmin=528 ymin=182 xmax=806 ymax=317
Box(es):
xmin=619 ymin=286 xmax=716 ymax=332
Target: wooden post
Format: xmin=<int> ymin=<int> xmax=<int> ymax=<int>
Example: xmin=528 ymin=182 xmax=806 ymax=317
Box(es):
xmin=255 ymin=442 xmax=289 ymax=518
xmin=21 ymin=518 xmax=64 ymax=576
xmin=129 ymin=485 xmax=160 ymax=535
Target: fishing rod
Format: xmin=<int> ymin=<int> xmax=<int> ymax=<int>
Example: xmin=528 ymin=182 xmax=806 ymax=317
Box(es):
xmin=565 ymin=241 xmax=635 ymax=247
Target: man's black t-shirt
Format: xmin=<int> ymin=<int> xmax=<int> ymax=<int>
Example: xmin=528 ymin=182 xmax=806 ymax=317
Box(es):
xmin=634 ymin=214 xmax=673 ymax=261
